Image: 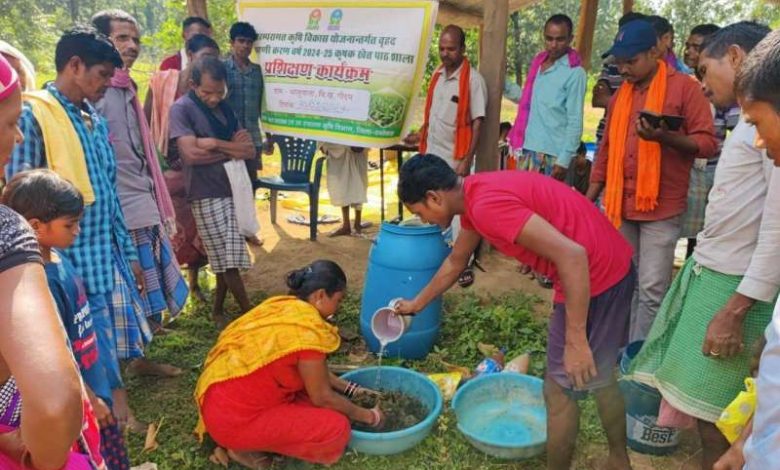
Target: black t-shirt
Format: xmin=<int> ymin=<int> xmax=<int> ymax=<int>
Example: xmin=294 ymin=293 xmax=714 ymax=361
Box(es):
xmin=0 ymin=205 xmax=42 ymax=273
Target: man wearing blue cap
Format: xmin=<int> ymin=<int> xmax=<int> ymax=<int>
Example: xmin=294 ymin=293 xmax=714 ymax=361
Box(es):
xmin=587 ymin=20 xmax=717 ymax=343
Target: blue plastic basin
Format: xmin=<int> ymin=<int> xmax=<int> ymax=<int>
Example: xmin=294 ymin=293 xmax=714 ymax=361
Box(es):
xmin=341 ymin=366 xmax=443 ymax=455
xmin=452 ymin=373 xmax=547 ymax=460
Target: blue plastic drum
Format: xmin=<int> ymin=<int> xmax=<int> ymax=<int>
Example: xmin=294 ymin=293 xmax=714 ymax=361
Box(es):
xmin=360 ymin=222 xmax=450 ymax=359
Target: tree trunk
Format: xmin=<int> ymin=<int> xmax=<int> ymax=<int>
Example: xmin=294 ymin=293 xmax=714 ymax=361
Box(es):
xmin=476 ymin=0 xmax=509 ymax=173
xmin=68 ymin=0 xmax=79 ymax=22
xmin=187 ymin=0 xmax=209 ymax=19
xmin=574 ymin=0 xmax=599 ymax=71
xmin=510 ymin=11 xmax=523 ymax=86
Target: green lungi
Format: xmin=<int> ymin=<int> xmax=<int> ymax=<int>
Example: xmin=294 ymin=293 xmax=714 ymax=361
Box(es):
xmin=626 ymin=258 xmax=774 ymax=423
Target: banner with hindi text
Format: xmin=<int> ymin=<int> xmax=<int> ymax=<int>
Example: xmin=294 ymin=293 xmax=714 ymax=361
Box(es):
xmin=239 ymin=0 xmax=438 ymax=147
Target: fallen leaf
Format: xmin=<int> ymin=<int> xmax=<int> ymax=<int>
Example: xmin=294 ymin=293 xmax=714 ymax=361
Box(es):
xmin=142 ymin=417 xmax=163 ymax=453
xmin=440 ymin=359 xmax=472 ymax=378
xmin=477 ymin=342 xmax=499 ymax=357
xmin=130 ymin=464 xmax=158 ymax=470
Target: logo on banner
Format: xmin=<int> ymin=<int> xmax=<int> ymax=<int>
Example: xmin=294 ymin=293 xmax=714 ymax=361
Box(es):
xmin=328 ymin=9 xmax=343 ymax=31
xmin=307 ymin=9 xmax=322 ymax=30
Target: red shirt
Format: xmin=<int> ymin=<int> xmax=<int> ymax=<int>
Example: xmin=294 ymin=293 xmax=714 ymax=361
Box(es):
xmin=204 ymin=350 xmax=325 ymax=415
xmin=591 ymin=67 xmax=718 ymax=221
xmin=159 ymin=51 xmax=182 ymax=71
xmin=461 ymin=171 xmax=633 ymax=302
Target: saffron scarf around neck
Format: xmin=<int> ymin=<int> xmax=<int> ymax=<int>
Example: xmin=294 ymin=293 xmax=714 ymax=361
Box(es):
xmin=194 ymin=295 xmax=341 ymax=439
xmin=603 ymin=60 xmax=668 ymax=228
xmin=111 ymin=69 xmax=177 ymax=235
xmin=507 ymin=49 xmax=582 ymax=151
xmin=419 ymin=58 xmax=472 ymax=160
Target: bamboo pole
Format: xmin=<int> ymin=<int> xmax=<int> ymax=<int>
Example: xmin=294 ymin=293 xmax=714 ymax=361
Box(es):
xmin=475 ymin=0 xmax=509 ymax=173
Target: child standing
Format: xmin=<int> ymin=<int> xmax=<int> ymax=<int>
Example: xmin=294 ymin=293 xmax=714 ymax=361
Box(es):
xmin=2 ymin=170 xmax=131 ymax=470
xmin=565 ymin=142 xmax=591 ymax=195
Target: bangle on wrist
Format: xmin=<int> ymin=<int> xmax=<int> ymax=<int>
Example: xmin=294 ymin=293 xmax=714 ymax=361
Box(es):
xmin=344 ymin=381 xmax=359 ymax=398
xmin=369 ymin=407 xmax=381 ymax=427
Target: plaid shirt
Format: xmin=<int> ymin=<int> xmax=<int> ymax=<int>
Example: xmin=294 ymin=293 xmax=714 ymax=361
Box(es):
xmin=6 ymin=84 xmax=138 ymax=296
xmin=224 ymin=55 xmax=264 ymax=148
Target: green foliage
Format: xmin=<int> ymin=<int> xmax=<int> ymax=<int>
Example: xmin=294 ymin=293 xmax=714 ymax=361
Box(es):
xmin=126 ymin=289 xmax=557 ymax=469
xmin=635 ymin=0 xmax=780 ymax=57
xmin=7 ymin=0 xmax=780 ymax=88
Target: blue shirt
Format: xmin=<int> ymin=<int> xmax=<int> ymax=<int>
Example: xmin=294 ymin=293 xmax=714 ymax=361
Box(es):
xmin=6 ymin=84 xmax=137 ymax=295
xmin=523 ymin=55 xmax=587 ymax=168
xmin=45 ymin=253 xmax=112 ymax=404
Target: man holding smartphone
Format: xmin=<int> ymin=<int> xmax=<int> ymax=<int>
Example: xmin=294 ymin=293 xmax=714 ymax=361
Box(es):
xmin=586 ymin=19 xmax=718 ymax=342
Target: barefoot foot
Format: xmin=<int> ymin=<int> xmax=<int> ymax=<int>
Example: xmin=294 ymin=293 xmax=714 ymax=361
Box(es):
xmin=227 ymin=449 xmax=273 ymax=469
xmin=245 ymin=235 xmax=264 ymax=247
xmin=328 ymin=226 xmax=351 ymax=237
xmin=127 ymin=358 xmax=183 ymax=378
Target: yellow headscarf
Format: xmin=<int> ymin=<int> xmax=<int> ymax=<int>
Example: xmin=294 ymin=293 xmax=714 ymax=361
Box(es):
xmin=194 ymin=295 xmax=341 ymax=438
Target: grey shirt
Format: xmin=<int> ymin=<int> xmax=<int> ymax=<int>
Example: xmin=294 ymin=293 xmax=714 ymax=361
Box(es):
xmin=694 ymin=117 xmax=780 ymax=302
xmin=96 ymin=87 xmax=160 ymax=230
xmin=168 ymin=94 xmax=233 ymax=201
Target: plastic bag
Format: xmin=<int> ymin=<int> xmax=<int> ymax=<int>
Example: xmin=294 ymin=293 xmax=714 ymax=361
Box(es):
xmin=716 ymin=377 xmax=756 ymax=444
xmin=428 ymin=372 xmax=462 ymax=401
xmin=224 ymin=160 xmax=260 ymax=237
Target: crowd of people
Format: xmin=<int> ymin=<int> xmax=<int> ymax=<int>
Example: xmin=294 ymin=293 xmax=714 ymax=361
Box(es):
xmin=1 ymin=4 xmax=780 ymax=470
xmin=394 ymin=12 xmax=780 ymax=470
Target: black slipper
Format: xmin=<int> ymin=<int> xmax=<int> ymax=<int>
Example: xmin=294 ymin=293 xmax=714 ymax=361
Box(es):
xmin=457 ymin=268 xmax=475 ymax=288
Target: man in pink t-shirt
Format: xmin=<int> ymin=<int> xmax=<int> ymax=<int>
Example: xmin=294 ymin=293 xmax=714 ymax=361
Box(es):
xmin=395 ymin=155 xmax=635 ymax=470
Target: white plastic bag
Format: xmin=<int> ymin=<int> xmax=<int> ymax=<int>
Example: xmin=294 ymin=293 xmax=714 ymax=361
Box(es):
xmin=223 ymin=159 xmax=260 ymax=237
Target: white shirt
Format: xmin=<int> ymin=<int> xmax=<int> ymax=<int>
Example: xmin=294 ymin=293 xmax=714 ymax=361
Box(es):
xmin=693 ymin=117 xmax=780 ymax=302
xmin=425 ymin=62 xmax=487 ymax=169
xmin=744 ymin=304 xmax=780 ymax=469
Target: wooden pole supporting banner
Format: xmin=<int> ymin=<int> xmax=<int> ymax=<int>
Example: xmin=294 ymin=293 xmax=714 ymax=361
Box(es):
xmin=187 ymin=0 xmax=208 ymax=19
xmin=574 ymin=0 xmax=599 ymax=71
xmin=475 ymin=0 xmax=509 ymax=173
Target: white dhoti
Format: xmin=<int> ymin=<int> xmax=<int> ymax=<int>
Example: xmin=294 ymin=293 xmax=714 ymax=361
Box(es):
xmin=320 ymin=143 xmax=369 ymax=209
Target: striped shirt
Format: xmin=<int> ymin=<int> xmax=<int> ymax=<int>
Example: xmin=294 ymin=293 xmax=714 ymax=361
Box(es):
xmin=224 ymin=56 xmax=264 ymax=149
xmin=6 ymin=83 xmax=137 ymax=296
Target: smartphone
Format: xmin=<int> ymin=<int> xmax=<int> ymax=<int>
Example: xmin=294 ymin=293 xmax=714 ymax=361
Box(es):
xmin=639 ymin=111 xmax=685 ymax=132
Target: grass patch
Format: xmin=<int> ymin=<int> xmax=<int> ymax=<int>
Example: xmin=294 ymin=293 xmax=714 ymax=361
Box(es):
xmin=126 ymin=288 xmax=616 ymax=469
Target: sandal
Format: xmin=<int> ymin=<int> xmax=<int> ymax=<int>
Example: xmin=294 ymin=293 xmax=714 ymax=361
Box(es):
xmin=536 ymin=275 xmax=554 ymax=289
xmin=457 ymin=268 xmax=475 ymax=288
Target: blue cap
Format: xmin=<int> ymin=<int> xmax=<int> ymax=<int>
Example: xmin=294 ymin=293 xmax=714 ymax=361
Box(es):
xmin=602 ymin=20 xmax=657 ymax=59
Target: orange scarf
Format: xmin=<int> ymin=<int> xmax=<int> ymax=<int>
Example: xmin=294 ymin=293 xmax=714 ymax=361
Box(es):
xmin=604 ymin=60 xmax=668 ymax=228
xmin=419 ymin=58 xmax=473 ymax=160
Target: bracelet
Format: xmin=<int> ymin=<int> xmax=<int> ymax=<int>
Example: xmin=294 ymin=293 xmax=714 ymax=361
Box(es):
xmin=343 ymin=381 xmax=359 ymax=399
